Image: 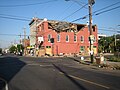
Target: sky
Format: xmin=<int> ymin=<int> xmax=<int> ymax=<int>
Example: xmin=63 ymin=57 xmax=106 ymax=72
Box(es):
xmin=0 ymin=0 xmax=120 ymax=48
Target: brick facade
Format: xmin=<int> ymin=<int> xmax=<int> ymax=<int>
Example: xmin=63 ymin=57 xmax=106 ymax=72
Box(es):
xmin=30 ymin=18 xmax=98 ymax=56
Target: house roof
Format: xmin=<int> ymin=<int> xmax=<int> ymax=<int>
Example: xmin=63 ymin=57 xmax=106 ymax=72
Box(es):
xmin=29 ymin=17 xmax=43 ymax=25
xmin=29 ymin=18 xmax=97 ymax=32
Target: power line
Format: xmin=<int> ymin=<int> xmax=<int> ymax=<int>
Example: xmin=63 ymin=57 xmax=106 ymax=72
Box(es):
xmin=93 ymin=1 xmax=120 ymax=15
xmin=0 ymin=16 xmax=31 ymax=21
xmin=0 ymin=33 xmax=37 ymax=37
xmin=0 ymin=0 xmax=57 ymax=7
xmin=65 ymin=0 xmax=87 ymax=9
xmin=72 ymin=0 xmax=88 ymax=9
xmin=95 ymin=5 xmax=120 ymax=15
xmin=0 ymin=34 xmax=23 ymax=36
xmin=71 ymin=1 xmax=120 ymax=22
xmin=71 ymin=14 xmax=88 ymax=22
xmin=0 ymin=14 xmax=31 ymax=20
xmin=98 ymin=28 xmax=120 ymax=33
xmin=0 ymin=28 xmax=119 ymax=37
xmin=62 ymin=3 xmax=88 ymax=21
xmin=56 ymin=3 xmax=74 ymax=20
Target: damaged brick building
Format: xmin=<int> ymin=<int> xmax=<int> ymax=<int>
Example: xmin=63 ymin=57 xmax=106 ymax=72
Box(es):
xmin=29 ymin=18 xmax=98 ymax=56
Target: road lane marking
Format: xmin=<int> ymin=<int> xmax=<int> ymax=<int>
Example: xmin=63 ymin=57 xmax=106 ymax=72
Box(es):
xmin=27 ymin=64 xmax=53 ymax=67
xmin=59 ymin=72 xmax=110 ymax=89
xmin=27 ymin=64 xmax=40 ymax=66
xmin=39 ymin=65 xmax=53 ymax=67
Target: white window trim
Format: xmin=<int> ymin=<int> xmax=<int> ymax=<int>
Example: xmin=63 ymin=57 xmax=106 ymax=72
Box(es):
xmin=48 ymin=34 xmax=52 ymax=42
xmin=74 ymin=35 xmax=77 ymax=42
xmin=80 ymin=36 xmax=84 ymax=43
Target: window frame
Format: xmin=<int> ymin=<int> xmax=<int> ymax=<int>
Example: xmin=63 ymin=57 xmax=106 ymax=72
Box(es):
xmin=48 ymin=34 xmax=52 ymax=42
xmin=80 ymin=36 xmax=84 ymax=43
xmin=80 ymin=46 xmax=85 ymax=52
xmin=57 ymin=34 xmax=60 ymax=42
xmin=74 ymin=35 xmax=77 ymax=42
xmin=66 ymin=35 xmax=69 ymax=42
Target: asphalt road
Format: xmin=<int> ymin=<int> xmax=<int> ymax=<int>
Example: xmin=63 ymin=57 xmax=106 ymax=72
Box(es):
xmin=0 ymin=54 xmax=120 ymax=90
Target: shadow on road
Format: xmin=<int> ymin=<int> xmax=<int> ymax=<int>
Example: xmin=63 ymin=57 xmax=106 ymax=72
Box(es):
xmin=0 ymin=56 xmax=26 ymax=90
xmin=53 ymin=64 xmax=87 ymax=90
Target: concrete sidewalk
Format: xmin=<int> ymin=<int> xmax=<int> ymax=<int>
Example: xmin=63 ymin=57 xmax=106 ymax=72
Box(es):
xmin=69 ymin=56 xmax=120 ymax=70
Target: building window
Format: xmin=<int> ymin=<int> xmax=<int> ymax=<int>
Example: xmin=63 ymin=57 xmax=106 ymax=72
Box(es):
xmin=74 ymin=35 xmax=77 ymax=42
xmin=57 ymin=34 xmax=60 ymax=42
xmin=92 ymin=26 xmax=95 ymax=32
xmin=80 ymin=36 xmax=84 ymax=42
xmin=48 ymin=34 xmax=51 ymax=42
xmin=93 ymin=46 xmax=96 ymax=48
xmin=80 ymin=46 xmax=85 ymax=52
xmin=93 ymin=36 xmax=96 ymax=42
xmin=66 ymin=35 xmax=69 ymax=42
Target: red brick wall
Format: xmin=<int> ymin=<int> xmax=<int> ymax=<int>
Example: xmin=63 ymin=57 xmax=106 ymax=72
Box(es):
xmin=37 ymin=21 xmax=98 ymax=55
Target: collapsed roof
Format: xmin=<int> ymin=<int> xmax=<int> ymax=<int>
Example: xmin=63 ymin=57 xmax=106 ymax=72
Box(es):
xmin=48 ymin=20 xmax=86 ymax=33
xmin=29 ymin=17 xmax=88 ymax=33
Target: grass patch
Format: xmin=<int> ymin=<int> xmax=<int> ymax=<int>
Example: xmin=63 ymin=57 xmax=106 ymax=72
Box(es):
xmin=109 ymin=56 xmax=120 ymax=62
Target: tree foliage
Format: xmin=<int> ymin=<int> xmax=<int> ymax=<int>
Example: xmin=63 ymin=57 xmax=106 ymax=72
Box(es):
xmin=98 ymin=34 xmax=120 ymax=53
xmin=9 ymin=44 xmax=24 ymax=53
xmin=17 ymin=44 xmax=24 ymax=52
xmin=9 ymin=45 xmax=17 ymax=53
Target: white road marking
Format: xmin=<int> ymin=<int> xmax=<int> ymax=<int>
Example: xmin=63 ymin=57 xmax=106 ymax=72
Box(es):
xmin=59 ymin=72 xmax=110 ymax=89
xmin=39 ymin=65 xmax=53 ymax=67
xmin=27 ymin=64 xmax=53 ymax=67
xmin=27 ymin=64 xmax=40 ymax=66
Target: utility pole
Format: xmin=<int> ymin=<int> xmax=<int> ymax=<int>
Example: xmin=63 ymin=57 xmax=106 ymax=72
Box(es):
xmin=23 ymin=27 xmax=26 ymax=46
xmin=35 ymin=17 xmax=38 ymax=57
xmin=19 ymin=33 xmax=22 ymax=54
xmin=88 ymin=0 xmax=95 ymax=63
xmin=19 ymin=33 xmax=22 ymax=44
xmin=23 ymin=27 xmax=26 ymax=55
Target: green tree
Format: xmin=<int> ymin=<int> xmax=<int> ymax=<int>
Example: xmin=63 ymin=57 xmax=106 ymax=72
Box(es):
xmin=116 ymin=34 xmax=120 ymax=52
xmin=17 ymin=44 xmax=24 ymax=52
xmin=9 ymin=45 xmax=17 ymax=53
xmin=98 ymin=36 xmax=115 ymax=53
xmin=98 ymin=37 xmax=106 ymax=53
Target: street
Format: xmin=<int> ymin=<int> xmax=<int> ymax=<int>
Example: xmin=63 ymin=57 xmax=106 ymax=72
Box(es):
xmin=0 ymin=54 xmax=120 ymax=90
